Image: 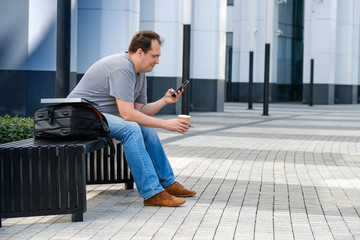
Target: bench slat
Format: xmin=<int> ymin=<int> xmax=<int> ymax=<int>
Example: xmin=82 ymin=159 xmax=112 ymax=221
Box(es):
xmin=48 ymin=147 xmax=58 ymax=210
xmin=58 ymin=147 xmax=67 ymax=211
xmin=20 ymin=148 xmax=31 ymax=212
xmin=1 ymin=149 xmax=11 ymax=213
xmin=30 ymin=148 xmax=40 ymax=211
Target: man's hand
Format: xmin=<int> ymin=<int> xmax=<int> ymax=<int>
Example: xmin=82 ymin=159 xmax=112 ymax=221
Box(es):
xmin=164 ymin=88 xmax=184 ymax=104
xmin=164 ymin=118 xmax=189 ymax=134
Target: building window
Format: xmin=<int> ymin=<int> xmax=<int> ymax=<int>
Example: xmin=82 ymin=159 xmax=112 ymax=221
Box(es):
xmin=277 ymin=0 xmax=304 ymax=101
xmin=226 ymin=32 xmax=233 ymax=47
xmin=227 ymin=0 xmax=234 ymax=6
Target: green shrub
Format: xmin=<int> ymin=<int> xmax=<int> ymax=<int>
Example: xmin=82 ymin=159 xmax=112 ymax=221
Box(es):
xmin=0 ymin=115 xmax=34 ymax=144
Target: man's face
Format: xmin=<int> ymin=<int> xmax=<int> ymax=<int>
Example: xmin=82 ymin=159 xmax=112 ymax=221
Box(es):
xmin=141 ymin=39 xmax=161 ymax=72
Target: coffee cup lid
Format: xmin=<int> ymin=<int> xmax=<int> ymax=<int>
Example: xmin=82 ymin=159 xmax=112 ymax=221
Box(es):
xmin=178 ymin=114 xmax=191 ymax=118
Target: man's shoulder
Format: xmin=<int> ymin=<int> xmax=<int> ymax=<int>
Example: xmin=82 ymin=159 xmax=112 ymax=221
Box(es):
xmin=101 ymin=52 xmax=128 ymax=62
xmin=89 ymin=53 xmax=132 ymax=74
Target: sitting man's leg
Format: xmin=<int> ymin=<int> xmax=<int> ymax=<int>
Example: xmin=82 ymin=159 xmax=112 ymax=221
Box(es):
xmin=103 ymin=113 xmax=186 ymax=207
xmin=140 ymin=126 xmax=196 ymax=197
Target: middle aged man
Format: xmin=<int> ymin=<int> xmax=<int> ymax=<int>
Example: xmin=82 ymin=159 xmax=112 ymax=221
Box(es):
xmin=68 ymin=30 xmax=196 ymax=207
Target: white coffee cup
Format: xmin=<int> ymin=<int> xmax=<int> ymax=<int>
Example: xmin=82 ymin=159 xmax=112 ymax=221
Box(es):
xmin=178 ymin=114 xmax=191 ymax=123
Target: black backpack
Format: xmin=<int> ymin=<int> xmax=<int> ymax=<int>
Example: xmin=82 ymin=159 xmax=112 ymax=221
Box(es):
xmin=34 ymin=102 xmax=115 ymax=156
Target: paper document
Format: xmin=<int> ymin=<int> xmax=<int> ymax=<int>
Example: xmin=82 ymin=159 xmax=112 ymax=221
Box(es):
xmin=40 ymin=98 xmax=97 ymax=105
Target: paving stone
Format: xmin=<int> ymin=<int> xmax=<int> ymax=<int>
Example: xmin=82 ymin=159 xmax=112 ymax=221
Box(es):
xmin=2 ymin=103 xmax=360 ymax=240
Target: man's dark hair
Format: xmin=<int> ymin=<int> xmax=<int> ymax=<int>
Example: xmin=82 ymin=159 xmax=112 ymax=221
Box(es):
xmin=128 ymin=30 xmax=163 ymax=53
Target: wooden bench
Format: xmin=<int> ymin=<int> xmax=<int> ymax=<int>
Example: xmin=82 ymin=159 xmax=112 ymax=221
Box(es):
xmin=0 ymin=138 xmax=134 ymax=227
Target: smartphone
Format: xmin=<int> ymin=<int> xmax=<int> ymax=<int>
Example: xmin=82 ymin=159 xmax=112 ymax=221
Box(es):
xmin=171 ymin=80 xmax=189 ymax=97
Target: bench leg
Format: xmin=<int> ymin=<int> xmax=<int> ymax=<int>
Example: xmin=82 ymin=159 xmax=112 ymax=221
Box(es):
xmin=71 ymin=213 xmax=83 ymax=222
xmin=125 ymin=181 xmax=134 ymax=190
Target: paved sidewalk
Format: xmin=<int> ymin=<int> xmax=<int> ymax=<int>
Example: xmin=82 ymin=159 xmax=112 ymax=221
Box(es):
xmin=1 ymin=103 xmax=360 ymax=240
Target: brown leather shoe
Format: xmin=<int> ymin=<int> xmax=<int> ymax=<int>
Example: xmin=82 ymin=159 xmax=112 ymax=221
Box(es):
xmin=144 ymin=191 xmax=186 ymax=207
xmin=164 ymin=182 xmax=196 ymax=197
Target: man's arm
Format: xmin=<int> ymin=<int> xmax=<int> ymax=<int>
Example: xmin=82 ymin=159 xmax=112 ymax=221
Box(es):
xmin=135 ymin=88 xmax=183 ymax=116
xmin=116 ymin=90 xmax=188 ymax=134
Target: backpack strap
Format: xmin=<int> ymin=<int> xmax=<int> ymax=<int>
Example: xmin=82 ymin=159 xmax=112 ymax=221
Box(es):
xmin=97 ymin=136 xmax=115 ymax=158
xmin=75 ymin=103 xmax=115 ymax=157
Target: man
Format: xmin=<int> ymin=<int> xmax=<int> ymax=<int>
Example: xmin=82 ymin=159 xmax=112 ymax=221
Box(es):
xmin=68 ymin=30 xmax=196 ymax=207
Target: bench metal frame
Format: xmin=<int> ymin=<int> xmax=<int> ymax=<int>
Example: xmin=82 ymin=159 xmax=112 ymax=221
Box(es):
xmin=0 ymin=138 xmax=134 ymax=227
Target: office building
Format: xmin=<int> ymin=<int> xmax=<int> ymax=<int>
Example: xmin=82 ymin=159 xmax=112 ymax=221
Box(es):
xmin=0 ymin=0 xmax=359 ymax=117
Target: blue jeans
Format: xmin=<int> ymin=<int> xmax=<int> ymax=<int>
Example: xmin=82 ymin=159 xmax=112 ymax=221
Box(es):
xmin=102 ymin=113 xmax=175 ymax=199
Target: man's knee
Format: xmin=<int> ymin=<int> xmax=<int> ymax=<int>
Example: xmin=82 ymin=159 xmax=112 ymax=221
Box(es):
xmin=108 ymin=120 xmax=142 ymax=141
xmin=127 ymin=121 xmax=142 ymax=134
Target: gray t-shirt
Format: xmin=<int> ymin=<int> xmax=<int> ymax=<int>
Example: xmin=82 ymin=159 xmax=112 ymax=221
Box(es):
xmin=68 ymin=52 xmax=147 ymax=116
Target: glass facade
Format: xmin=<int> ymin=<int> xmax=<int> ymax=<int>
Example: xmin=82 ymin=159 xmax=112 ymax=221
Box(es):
xmin=277 ymin=0 xmax=304 ymax=101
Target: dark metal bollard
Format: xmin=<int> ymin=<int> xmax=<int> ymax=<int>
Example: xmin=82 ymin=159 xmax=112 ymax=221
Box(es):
xmin=263 ymin=43 xmax=270 ymax=116
xmin=56 ymin=0 xmax=71 ymax=98
xmin=309 ymin=59 xmax=314 ymax=106
xmin=182 ymin=24 xmax=191 ymax=115
xmin=248 ymin=51 xmax=254 ymax=110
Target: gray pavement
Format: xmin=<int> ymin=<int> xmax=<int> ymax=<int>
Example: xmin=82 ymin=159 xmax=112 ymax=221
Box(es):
xmin=1 ymin=102 xmax=360 ymax=240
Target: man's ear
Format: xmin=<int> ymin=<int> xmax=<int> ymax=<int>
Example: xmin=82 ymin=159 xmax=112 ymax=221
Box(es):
xmin=136 ymin=48 xmax=143 ymax=57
